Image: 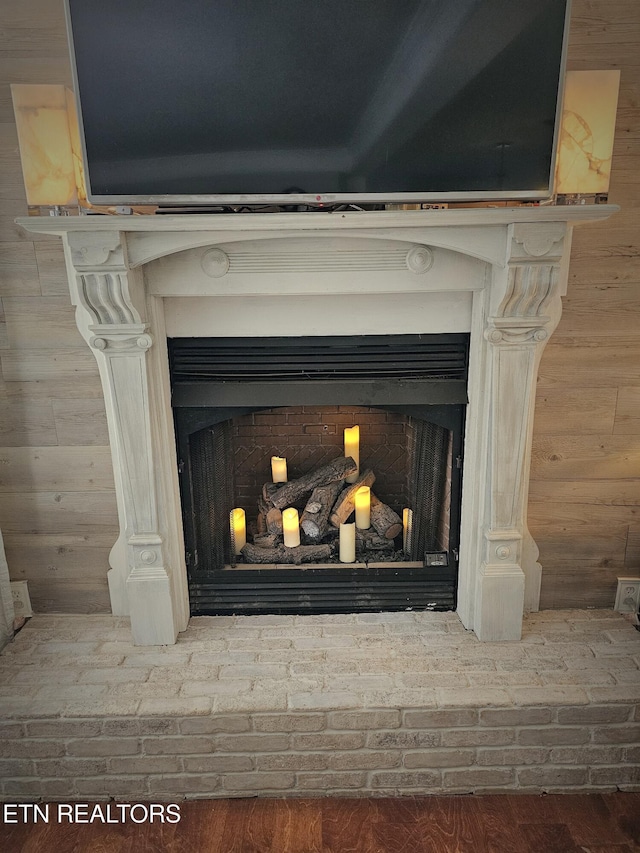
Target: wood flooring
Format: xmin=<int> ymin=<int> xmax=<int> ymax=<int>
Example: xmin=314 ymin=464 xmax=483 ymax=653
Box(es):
xmin=1 ymin=793 xmax=639 ymax=852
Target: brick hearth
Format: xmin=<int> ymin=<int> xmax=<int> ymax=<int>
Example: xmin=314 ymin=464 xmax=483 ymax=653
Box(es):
xmin=1 ymin=610 xmax=638 ymax=799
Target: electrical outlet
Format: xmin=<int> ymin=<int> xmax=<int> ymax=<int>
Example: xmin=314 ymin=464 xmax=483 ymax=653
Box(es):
xmin=10 ymin=580 xmax=33 ymax=618
xmin=614 ymin=577 xmax=640 ymax=613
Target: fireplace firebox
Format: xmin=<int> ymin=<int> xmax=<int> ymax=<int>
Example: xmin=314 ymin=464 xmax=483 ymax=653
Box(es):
xmin=170 ymin=334 xmax=467 ymax=615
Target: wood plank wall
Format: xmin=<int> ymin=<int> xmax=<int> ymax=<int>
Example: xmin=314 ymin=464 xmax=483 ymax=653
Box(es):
xmin=531 ymin=0 xmax=640 ymax=607
xmin=0 ymin=0 xmax=117 ymax=612
xmin=0 ymin=0 xmax=638 ymax=614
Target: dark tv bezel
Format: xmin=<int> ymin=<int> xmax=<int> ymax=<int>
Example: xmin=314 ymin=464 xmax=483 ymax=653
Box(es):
xmin=65 ymin=0 xmax=572 ymax=208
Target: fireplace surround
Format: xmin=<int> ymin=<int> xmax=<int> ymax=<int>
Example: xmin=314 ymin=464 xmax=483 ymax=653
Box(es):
xmin=19 ymin=205 xmax=617 ymax=645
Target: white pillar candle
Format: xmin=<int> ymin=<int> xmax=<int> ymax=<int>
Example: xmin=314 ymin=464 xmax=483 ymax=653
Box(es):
xmin=282 ymin=507 xmax=300 ymax=548
xmin=339 ymin=522 xmax=356 ymax=563
xmin=355 ymin=485 xmax=371 ymax=530
xmin=344 ymin=425 xmax=360 ymax=484
xmin=230 ymin=508 xmax=246 ymax=555
xmin=403 ymin=507 xmax=413 ymax=554
xmin=271 ymin=456 xmax=287 ymax=483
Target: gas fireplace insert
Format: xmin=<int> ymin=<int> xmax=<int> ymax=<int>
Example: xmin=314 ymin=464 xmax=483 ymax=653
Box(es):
xmin=170 ymin=334 xmax=468 ymax=615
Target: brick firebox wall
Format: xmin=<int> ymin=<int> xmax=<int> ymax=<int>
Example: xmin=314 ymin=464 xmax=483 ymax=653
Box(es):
xmin=231 ymin=406 xmax=412 ymax=531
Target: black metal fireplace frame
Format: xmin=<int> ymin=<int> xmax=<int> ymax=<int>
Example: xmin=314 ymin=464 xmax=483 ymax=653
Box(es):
xmin=169 ymin=334 xmax=468 ymax=616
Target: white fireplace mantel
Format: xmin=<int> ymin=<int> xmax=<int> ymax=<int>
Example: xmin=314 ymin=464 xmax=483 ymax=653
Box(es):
xmin=20 ymin=205 xmax=617 ymax=644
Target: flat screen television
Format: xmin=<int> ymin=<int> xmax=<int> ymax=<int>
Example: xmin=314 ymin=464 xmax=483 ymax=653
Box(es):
xmin=65 ymin=0 xmax=570 ymax=207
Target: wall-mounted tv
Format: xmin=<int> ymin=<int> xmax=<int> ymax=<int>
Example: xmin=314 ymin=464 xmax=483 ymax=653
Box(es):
xmin=65 ymin=0 xmax=570 ymax=207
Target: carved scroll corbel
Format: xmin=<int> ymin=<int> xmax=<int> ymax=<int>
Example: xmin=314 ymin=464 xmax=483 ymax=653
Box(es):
xmin=68 ymin=230 xmax=146 ymax=332
xmin=497 ymin=263 xmax=561 ymax=321
xmin=79 ymin=273 xmax=143 ymax=326
xmin=495 ymin=222 xmax=565 ymax=325
xmin=490 ymin=230 xmax=564 ymax=348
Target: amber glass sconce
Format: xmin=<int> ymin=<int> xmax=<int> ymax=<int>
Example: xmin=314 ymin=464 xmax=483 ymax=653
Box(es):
xmin=555 ymin=70 xmax=621 ymax=202
xmin=10 ymin=83 xmax=88 ymax=215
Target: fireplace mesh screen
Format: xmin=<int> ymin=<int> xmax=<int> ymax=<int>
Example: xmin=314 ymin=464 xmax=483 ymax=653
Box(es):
xmin=408 ymin=419 xmax=450 ymax=559
xmin=189 ymin=421 xmax=234 ymax=571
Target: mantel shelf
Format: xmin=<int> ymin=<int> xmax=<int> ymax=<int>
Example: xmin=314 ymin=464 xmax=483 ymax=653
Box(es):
xmin=16 ymin=204 xmax=619 ymax=236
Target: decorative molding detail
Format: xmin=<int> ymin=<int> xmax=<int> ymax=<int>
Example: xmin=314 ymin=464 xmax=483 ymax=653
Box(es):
xmin=89 ymin=332 xmax=153 ymax=353
xmin=68 ymin=232 xmax=124 ymax=270
xmin=129 ymin=535 xmax=163 ymax=570
xmin=498 ymin=264 xmax=560 ymax=319
xmin=511 ymin=223 xmax=565 ymax=260
xmin=80 ymin=273 xmax=142 ymax=326
xmin=405 ymin=245 xmax=434 ymax=274
xmin=485 ymin=530 xmax=522 ymax=564
xmin=201 ymin=248 xmax=230 ymax=278
xmin=128 ymin=565 xmax=170 ymax=580
xmin=216 ymin=245 xmax=422 ymax=274
xmin=484 ymin=323 xmax=548 ymax=345
xmin=129 ymin=534 xmax=163 ymax=546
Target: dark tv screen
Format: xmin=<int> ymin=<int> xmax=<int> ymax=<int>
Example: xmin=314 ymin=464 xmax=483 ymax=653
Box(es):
xmin=66 ymin=0 xmax=569 ymax=205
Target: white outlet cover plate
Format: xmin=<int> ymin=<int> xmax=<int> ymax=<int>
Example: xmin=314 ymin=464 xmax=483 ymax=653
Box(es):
xmin=10 ymin=580 xmax=33 ymax=617
xmin=614 ymin=577 xmax=640 ymax=613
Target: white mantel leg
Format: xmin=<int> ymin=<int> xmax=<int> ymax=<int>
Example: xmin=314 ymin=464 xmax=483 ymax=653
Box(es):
xmin=64 ymin=232 xmax=188 ymax=645
xmin=473 ymin=223 xmax=566 ymax=640
xmin=475 ymin=339 xmax=534 ymax=640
